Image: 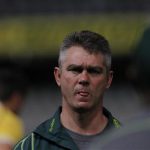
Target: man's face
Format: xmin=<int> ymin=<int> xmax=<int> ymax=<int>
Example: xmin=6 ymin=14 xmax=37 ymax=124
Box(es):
xmin=54 ymin=46 xmax=113 ymax=112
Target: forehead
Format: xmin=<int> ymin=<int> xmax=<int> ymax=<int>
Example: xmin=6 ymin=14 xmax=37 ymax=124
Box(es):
xmin=62 ymin=46 xmax=105 ymax=67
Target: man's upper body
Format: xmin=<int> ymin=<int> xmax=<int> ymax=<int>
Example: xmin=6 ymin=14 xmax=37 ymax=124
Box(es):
xmin=13 ymin=107 xmax=121 ymax=150
xmin=14 ymin=30 xmax=121 ymax=150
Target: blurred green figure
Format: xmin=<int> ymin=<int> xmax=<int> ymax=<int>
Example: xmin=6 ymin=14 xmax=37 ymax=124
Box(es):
xmin=134 ymin=27 xmax=150 ymax=104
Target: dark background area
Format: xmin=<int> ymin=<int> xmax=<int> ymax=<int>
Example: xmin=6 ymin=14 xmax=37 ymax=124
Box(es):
xmin=0 ymin=0 xmax=150 ymax=15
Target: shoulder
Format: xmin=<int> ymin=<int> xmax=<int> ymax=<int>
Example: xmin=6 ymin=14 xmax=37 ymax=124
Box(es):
xmin=13 ymin=107 xmax=63 ymax=150
xmin=0 ymin=105 xmax=23 ymax=126
xmin=0 ymin=106 xmax=24 ymax=143
xmin=103 ymin=107 xmax=121 ymax=129
xmin=13 ymin=133 xmax=33 ymax=150
xmin=13 ymin=116 xmax=59 ymax=150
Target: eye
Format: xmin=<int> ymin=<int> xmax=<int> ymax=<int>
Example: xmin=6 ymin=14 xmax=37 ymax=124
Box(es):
xmin=67 ymin=66 xmax=83 ymax=74
xmin=87 ymin=67 xmax=102 ymax=75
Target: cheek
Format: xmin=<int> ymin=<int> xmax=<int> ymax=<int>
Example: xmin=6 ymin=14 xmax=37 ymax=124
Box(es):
xmin=60 ymin=73 xmax=75 ymax=89
xmin=92 ymin=77 xmax=108 ymax=90
xmin=60 ymin=74 xmax=76 ymax=98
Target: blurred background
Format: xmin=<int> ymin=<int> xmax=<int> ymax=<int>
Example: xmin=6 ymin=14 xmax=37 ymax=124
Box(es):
xmin=0 ymin=0 xmax=150 ymax=135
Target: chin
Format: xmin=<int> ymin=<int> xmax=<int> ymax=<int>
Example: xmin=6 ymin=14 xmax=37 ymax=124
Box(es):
xmin=73 ymin=105 xmax=92 ymax=113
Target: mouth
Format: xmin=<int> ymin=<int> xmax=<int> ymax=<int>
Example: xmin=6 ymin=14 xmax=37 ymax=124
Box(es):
xmin=77 ymin=91 xmax=89 ymax=97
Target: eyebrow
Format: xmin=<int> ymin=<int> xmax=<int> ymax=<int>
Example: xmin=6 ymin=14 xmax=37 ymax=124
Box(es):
xmin=66 ymin=64 xmax=103 ymax=71
xmin=66 ymin=64 xmax=83 ymax=71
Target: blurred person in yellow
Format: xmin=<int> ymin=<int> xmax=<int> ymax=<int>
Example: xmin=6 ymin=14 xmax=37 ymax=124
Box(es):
xmin=0 ymin=68 xmax=28 ymax=150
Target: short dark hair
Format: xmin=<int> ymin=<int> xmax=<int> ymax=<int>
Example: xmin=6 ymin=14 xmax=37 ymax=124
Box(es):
xmin=0 ymin=69 xmax=28 ymax=102
xmin=59 ymin=30 xmax=112 ymax=70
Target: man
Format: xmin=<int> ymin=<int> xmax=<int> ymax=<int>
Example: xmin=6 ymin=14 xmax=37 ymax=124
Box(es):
xmin=13 ymin=30 xmax=121 ymax=150
xmin=0 ymin=69 xmax=28 ymax=150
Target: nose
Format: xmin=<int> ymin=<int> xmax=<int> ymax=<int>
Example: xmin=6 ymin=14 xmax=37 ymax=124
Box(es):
xmin=78 ymin=70 xmax=89 ymax=86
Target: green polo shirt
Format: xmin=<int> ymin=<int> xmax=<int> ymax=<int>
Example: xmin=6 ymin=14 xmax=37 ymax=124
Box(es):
xmin=13 ymin=107 xmax=121 ymax=150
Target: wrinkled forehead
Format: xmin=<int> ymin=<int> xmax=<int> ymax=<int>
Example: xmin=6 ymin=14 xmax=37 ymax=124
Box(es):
xmin=59 ymin=46 xmax=106 ymax=67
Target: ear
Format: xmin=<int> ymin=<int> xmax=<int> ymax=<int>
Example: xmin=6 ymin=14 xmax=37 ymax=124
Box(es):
xmin=106 ymin=71 xmax=113 ymax=89
xmin=54 ymin=67 xmax=61 ymax=87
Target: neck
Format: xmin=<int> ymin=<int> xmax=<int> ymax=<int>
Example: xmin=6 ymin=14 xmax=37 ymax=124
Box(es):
xmin=61 ymin=105 xmax=108 ymax=135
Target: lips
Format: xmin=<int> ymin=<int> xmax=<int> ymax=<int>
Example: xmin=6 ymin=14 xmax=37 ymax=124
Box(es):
xmin=78 ymin=91 xmax=89 ymax=97
xmin=74 ymin=88 xmax=90 ymax=97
